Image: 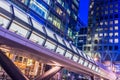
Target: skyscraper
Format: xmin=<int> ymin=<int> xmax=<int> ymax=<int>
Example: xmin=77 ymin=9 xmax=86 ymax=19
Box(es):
xmin=84 ymin=0 xmax=120 ymax=62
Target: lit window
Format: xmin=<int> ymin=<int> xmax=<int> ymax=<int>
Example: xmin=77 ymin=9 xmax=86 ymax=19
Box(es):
xmin=115 ymin=20 xmax=118 ymax=24
xmin=0 ymin=15 xmax=10 ymax=28
xmin=110 ymin=27 xmax=113 ymax=30
xmin=29 ymin=33 xmax=45 ymax=45
xmin=65 ymin=51 xmax=73 ymax=59
xmin=100 ymin=22 xmax=103 ymax=25
xmin=115 ymin=26 xmax=118 ymax=30
xmin=115 ymin=39 xmax=118 ymax=43
xmin=110 ymin=21 xmax=113 ymax=25
xmin=104 ymin=33 xmax=107 ymax=36
xmin=9 ymin=22 xmax=29 ymax=37
xmin=109 ymin=39 xmax=113 ymax=43
xmin=95 ymin=34 xmax=98 ymax=37
xmin=105 ymin=21 xmax=108 ymax=25
xmin=99 ymin=33 xmax=103 ymax=36
xmin=109 ymin=33 xmax=113 ymax=37
xmin=115 ymin=32 xmax=118 ymax=36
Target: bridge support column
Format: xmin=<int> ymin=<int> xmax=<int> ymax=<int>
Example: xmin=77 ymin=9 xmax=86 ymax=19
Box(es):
xmin=0 ymin=50 xmax=29 ymax=80
xmin=35 ymin=66 xmax=63 ymax=80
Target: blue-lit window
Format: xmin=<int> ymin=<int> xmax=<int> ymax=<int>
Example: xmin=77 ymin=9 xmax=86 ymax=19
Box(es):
xmin=43 ymin=0 xmax=50 ymax=5
xmin=29 ymin=0 xmax=48 ymax=19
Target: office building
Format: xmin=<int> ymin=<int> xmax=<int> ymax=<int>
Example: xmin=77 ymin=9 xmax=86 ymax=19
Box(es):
xmin=84 ymin=0 xmax=120 ymax=62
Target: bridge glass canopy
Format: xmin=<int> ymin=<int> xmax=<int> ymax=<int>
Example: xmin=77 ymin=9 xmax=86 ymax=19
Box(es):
xmin=0 ymin=0 xmax=100 ymax=73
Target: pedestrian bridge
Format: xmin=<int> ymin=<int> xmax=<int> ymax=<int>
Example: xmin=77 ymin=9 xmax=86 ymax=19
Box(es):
xmin=0 ymin=1 xmax=116 ymax=80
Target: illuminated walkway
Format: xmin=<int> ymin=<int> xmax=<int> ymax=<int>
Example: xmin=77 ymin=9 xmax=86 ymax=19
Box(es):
xmin=0 ymin=1 xmax=116 ymax=80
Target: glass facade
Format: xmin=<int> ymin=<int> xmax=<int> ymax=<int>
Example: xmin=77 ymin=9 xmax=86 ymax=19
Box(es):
xmin=84 ymin=0 xmax=120 ymax=61
xmin=9 ymin=0 xmax=82 ymax=44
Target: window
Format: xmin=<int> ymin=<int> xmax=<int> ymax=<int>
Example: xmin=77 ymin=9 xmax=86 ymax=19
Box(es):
xmin=100 ymin=22 xmax=103 ymax=25
xmin=48 ymin=13 xmax=61 ymax=29
xmin=78 ymin=58 xmax=84 ymax=65
xmin=0 ymin=15 xmax=10 ymax=28
xmin=29 ymin=0 xmax=48 ymax=19
xmin=14 ymin=7 xmax=29 ymax=24
xmin=110 ymin=21 xmax=113 ymax=25
xmin=56 ymin=46 xmax=65 ymax=55
xmin=109 ymin=46 xmax=113 ymax=50
xmin=114 ymin=46 xmax=118 ymax=50
xmin=32 ymin=18 xmax=44 ymax=33
xmin=29 ymin=32 xmax=45 ymax=45
xmin=0 ymin=1 xmax=11 ymax=13
xmin=55 ymin=6 xmax=63 ymax=16
xmin=45 ymin=40 xmax=56 ymax=50
xmin=115 ymin=32 xmax=118 ymax=36
xmin=88 ymin=63 xmax=92 ymax=69
xmin=109 ymin=39 xmax=113 ymax=43
xmin=72 ymin=55 xmax=79 ymax=62
xmin=99 ymin=33 xmax=103 ymax=36
xmin=83 ymin=61 xmax=88 ymax=67
xmin=114 ymin=20 xmax=118 ymax=24
xmin=9 ymin=21 xmax=30 ymax=37
xmin=104 ymin=33 xmax=107 ymax=36
xmin=65 ymin=51 xmax=73 ymax=59
xmin=110 ymin=27 xmax=113 ymax=31
xmin=115 ymin=26 xmax=118 ymax=30
xmin=43 ymin=0 xmax=50 ymax=5
xmin=109 ymin=33 xmax=113 ymax=37
xmin=114 ymin=38 xmax=118 ymax=43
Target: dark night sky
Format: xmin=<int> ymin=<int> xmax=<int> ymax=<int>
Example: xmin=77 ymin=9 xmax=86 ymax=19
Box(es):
xmin=78 ymin=0 xmax=90 ymax=26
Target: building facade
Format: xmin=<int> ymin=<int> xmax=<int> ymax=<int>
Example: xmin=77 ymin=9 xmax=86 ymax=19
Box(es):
xmin=84 ymin=0 xmax=120 ymax=62
xmin=10 ymin=0 xmax=81 ymax=43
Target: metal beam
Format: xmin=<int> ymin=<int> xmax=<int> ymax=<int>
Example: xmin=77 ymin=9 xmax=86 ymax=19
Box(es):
xmin=35 ymin=66 xmax=63 ymax=80
xmin=0 ymin=50 xmax=29 ymax=80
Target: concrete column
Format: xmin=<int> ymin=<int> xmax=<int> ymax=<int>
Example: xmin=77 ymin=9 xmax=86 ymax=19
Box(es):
xmin=35 ymin=66 xmax=63 ymax=80
xmin=0 ymin=50 xmax=29 ymax=80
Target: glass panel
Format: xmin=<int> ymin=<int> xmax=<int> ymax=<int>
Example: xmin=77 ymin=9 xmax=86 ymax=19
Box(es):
xmin=78 ymin=58 xmax=84 ymax=65
xmin=64 ymin=40 xmax=71 ymax=49
xmin=56 ymin=46 xmax=65 ymax=55
xmin=65 ymin=51 xmax=72 ymax=59
xmin=0 ymin=14 xmax=10 ymax=28
xmin=29 ymin=32 xmax=45 ymax=45
xmin=71 ymin=45 xmax=77 ymax=53
xmin=78 ymin=49 xmax=83 ymax=56
xmin=95 ymin=67 xmax=99 ymax=72
xmin=44 ymin=40 xmax=56 ymax=51
xmin=43 ymin=0 xmax=50 ymax=5
xmin=0 ymin=1 xmax=11 ymax=13
xmin=29 ymin=0 xmax=48 ymax=19
xmin=83 ymin=60 xmax=88 ymax=67
xmin=72 ymin=55 xmax=79 ymax=62
xmin=14 ymin=7 xmax=29 ymax=24
xmin=45 ymin=28 xmax=55 ymax=39
xmin=31 ymin=18 xmax=44 ymax=33
xmin=87 ymin=56 xmax=91 ymax=61
xmin=56 ymin=35 xmax=64 ymax=45
xmin=92 ymin=65 xmax=96 ymax=70
xmin=9 ymin=21 xmax=29 ymax=37
xmin=88 ymin=63 xmax=92 ymax=69
xmin=82 ymin=52 xmax=87 ymax=59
